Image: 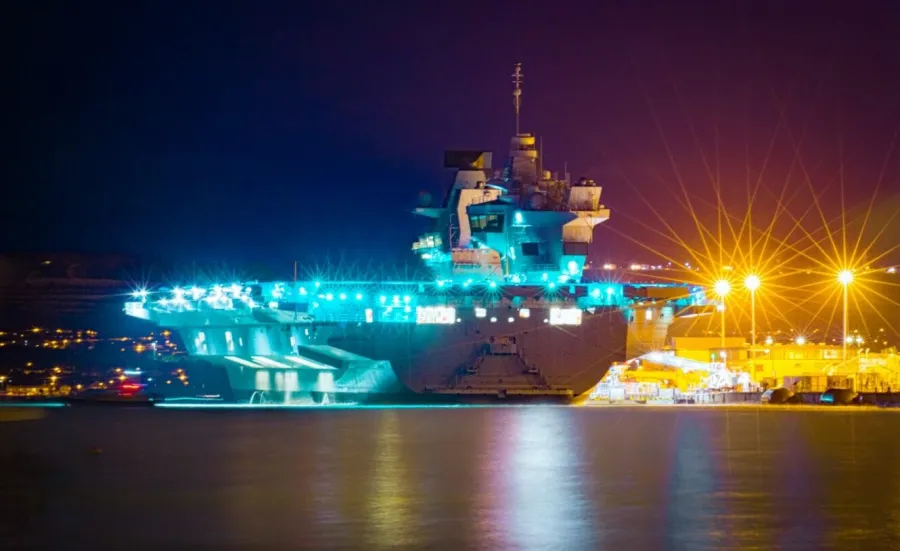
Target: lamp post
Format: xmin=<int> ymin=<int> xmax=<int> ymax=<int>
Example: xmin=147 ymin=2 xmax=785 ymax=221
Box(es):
xmin=714 ymin=279 xmax=731 ymax=350
xmin=838 ymin=270 xmax=853 ymax=363
xmin=744 ymin=274 xmax=761 ymax=349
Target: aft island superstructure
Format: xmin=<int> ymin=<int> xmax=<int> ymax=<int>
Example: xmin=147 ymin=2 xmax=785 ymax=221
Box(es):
xmin=124 ymin=64 xmax=700 ymax=404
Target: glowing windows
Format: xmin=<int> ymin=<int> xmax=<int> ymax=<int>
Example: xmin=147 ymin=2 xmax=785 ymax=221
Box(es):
xmin=549 ymin=307 xmax=582 ymax=326
xmin=416 ymin=306 xmax=456 ymax=325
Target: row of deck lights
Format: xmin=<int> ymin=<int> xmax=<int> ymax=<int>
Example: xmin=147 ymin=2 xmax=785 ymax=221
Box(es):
xmin=712 ymin=269 xmax=855 ymax=362
xmin=135 ymin=280 xmax=622 ymax=305
xmin=317 ymin=284 xmax=617 ymax=303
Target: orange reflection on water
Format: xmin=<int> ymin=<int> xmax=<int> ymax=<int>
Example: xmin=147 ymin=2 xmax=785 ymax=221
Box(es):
xmin=367 ymin=410 xmax=421 ymax=549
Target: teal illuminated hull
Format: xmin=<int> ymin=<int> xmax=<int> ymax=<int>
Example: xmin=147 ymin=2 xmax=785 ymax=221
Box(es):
xmin=150 ymin=304 xmax=627 ymax=404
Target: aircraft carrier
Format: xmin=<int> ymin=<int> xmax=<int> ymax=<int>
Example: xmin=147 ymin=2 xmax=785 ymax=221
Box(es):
xmin=123 ymin=64 xmax=701 ymax=404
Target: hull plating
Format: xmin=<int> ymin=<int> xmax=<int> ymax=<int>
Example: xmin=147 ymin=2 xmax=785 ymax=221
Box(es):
xmin=168 ymin=306 xmax=627 ymax=403
xmin=330 ymin=306 xmax=627 ymax=396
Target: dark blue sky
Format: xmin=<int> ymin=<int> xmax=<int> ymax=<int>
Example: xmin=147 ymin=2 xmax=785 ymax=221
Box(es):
xmin=4 ymin=1 xmax=900 ymax=271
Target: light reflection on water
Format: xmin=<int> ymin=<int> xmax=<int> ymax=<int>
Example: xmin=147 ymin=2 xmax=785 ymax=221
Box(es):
xmin=476 ymin=407 xmax=597 ymax=550
xmin=369 ymin=410 xmax=418 ymax=549
xmin=665 ymin=412 xmax=718 ymax=550
xmin=3 ymin=406 xmax=900 ymax=550
xmin=507 ymin=407 xmax=596 ymax=550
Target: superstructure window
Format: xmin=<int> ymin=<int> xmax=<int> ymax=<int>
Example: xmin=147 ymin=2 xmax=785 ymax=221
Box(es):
xmin=470 ymin=214 xmax=505 ymax=232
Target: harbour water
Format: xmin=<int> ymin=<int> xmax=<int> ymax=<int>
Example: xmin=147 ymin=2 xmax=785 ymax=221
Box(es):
xmin=3 ymin=405 xmax=900 ymax=550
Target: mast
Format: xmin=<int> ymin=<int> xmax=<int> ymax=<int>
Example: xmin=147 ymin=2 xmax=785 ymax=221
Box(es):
xmin=512 ymin=63 xmax=523 ymax=135
xmin=539 ymin=136 xmax=543 ymax=176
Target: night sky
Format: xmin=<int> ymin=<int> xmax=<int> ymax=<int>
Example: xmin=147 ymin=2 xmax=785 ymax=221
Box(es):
xmin=4 ymin=1 xmax=900 ymax=272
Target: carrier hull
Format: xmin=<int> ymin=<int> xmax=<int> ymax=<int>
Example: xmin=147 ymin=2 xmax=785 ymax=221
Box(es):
xmin=158 ymin=305 xmax=627 ymax=404
xmin=330 ymin=305 xmax=626 ymax=395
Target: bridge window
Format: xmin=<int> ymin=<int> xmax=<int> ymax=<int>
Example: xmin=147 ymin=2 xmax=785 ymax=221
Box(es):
xmin=471 ymin=214 xmax=504 ymax=232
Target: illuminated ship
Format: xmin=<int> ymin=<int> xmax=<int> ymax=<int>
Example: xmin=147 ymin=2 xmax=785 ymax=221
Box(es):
xmin=123 ymin=64 xmax=697 ymax=404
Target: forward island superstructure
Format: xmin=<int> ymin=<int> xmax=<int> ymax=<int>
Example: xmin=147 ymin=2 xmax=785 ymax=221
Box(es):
xmin=124 ymin=64 xmax=700 ymax=404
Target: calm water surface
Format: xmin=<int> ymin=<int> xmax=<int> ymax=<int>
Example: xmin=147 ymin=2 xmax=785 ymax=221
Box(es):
xmin=3 ymin=405 xmax=900 ymax=550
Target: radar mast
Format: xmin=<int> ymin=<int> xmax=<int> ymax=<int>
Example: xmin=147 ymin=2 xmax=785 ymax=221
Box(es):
xmin=512 ymin=62 xmax=523 ymax=135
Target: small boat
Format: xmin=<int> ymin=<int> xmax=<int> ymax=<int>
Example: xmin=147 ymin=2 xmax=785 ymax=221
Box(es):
xmin=761 ymin=388 xmax=798 ymax=405
xmin=67 ymin=383 xmax=161 ymax=406
xmin=819 ymin=388 xmax=858 ymax=405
